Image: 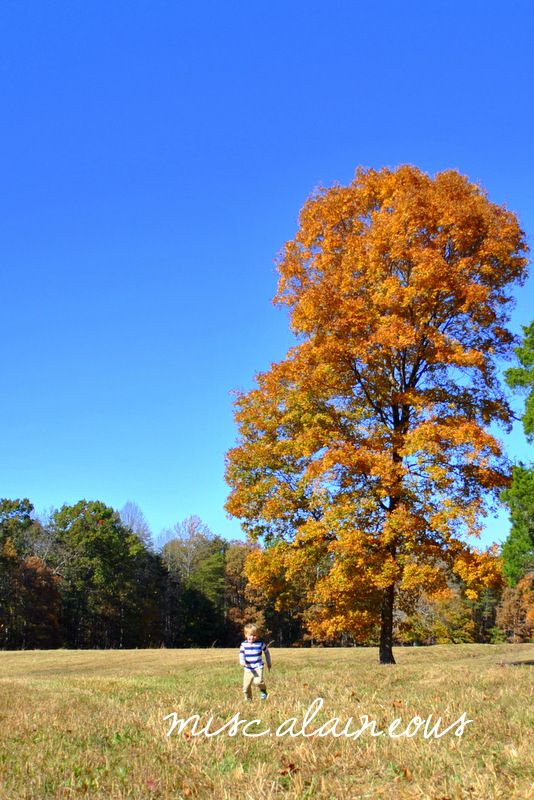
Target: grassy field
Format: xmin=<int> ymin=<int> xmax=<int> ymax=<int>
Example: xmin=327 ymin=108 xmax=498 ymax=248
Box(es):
xmin=0 ymin=644 xmax=532 ymax=799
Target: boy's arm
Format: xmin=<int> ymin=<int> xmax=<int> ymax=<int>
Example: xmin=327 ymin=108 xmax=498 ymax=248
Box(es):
xmin=239 ymin=643 xmax=246 ymax=667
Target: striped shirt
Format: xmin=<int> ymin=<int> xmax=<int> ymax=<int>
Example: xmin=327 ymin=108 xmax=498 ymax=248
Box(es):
xmin=239 ymin=639 xmax=271 ymax=671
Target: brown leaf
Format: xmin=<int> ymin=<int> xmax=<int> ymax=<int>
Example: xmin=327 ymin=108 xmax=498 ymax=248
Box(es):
xmin=278 ymin=763 xmax=299 ymax=776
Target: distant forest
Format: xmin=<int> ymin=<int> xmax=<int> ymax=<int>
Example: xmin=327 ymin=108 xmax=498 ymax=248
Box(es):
xmin=0 ymin=497 xmax=531 ymax=650
xmin=0 ymin=498 xmax=300 ymax=650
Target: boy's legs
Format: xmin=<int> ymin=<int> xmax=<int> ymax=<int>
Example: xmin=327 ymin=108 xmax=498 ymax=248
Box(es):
xmin=252 ymin=667 xmax=267 ymax=697
xmin=243 ymin=669 xmax=254 ymax=700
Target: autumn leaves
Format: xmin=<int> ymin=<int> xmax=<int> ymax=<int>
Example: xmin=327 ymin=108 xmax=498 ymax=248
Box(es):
xmin=225 ymin=166 xmax=528 ymax=663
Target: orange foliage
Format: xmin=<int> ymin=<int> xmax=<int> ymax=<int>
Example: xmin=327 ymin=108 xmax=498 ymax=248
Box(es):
xmin=495 ymin=572 xmax=534 ymax=642
xmin=226 ymin=166 xmax=528 ymax=662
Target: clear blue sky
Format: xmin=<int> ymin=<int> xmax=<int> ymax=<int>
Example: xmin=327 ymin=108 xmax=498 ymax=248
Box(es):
xmin=1 ymin=1 xmax=532 ymax=546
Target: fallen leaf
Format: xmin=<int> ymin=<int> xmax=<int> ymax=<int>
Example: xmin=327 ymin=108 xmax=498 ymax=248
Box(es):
xmin=278 ymin=763 xmax=299 ymax=776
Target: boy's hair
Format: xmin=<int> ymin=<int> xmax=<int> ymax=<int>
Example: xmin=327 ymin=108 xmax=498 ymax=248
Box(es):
xmin=244 ymin=623 xmax=258 ymax=636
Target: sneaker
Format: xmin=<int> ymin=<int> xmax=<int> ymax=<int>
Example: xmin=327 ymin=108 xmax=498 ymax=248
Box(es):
xmin=244 ymin=696 xmax=252 ymax=703
xmin=260 ymin=691 xmax=268 ymax=700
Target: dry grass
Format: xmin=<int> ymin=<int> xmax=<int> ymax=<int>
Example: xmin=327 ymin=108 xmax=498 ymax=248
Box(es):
xmin=0 ymin=644 xmax=532 ymax=799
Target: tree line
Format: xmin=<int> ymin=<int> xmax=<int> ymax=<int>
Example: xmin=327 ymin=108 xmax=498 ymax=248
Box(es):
xmin=0 ymin=483 xmax=531 ymax=650
xmin=0 ymin=501 xmax=301 ymax=650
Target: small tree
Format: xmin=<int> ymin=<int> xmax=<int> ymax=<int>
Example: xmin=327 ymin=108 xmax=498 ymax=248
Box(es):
xmin=226 ymin=166 xmax=527 ymax=663
xmin=160 ymin=516 xmax=227 ymax=646
xmin=495 ymin=572 xmax=534 ymax=642
xmin=223 ymin=541 xmax=267 ymax=644
xmin=401 ymin=595 xmax=476 ymax=645
xmin=15 ymin=556 xmax=62 ymax=649
xmin=120 ymin=501 xmax=153 ymax=550
xmin=0 ymin=499 xmax=36 ymax=647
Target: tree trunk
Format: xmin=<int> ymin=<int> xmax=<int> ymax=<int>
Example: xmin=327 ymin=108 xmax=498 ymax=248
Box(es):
xmin=379 ymin=584 xmax=396 ymax=664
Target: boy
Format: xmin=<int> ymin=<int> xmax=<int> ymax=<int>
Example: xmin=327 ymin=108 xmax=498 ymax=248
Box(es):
xmin=239 ymin=623 xmax=271 ymax=701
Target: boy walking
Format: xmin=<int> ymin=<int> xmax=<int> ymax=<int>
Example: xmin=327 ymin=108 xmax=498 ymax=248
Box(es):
xmin=239 ymin=623 xmax=271 ymax=701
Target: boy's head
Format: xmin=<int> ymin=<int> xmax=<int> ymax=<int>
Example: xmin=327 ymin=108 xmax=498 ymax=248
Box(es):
xmin=244 ymin=623 xmax=258 ymax=643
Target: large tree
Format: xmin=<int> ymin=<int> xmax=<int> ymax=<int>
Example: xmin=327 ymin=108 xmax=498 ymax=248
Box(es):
xmin=226 ymin=166 xmax=528 ymax=663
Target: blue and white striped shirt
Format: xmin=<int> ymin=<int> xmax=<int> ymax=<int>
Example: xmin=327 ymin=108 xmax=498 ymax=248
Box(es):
xmin=239 ymin=640 xmax=271 ymax=671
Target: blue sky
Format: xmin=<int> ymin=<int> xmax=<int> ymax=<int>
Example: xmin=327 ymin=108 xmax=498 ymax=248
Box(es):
xmin=1 ymin=1 xmax=532 ymax=546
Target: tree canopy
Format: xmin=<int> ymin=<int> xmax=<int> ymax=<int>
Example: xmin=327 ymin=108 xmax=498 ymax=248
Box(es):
xmin=226 ymin=165 xmax=528 ymax=663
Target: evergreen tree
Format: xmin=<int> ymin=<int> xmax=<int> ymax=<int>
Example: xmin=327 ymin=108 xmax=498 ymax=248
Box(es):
xmin=501 ymin=467 xmax=534 ymax=585
xmin=502 ymin=321 xmax=534 ymax=585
